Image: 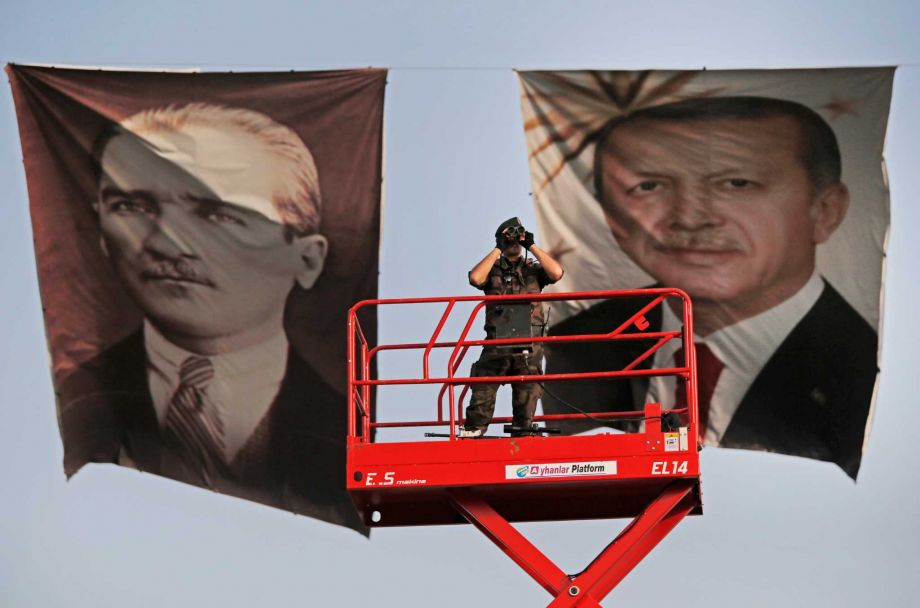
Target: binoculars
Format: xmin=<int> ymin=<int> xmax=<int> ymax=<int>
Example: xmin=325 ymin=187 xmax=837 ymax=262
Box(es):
xmin=502 ymin=224 xmax=526 ymax=241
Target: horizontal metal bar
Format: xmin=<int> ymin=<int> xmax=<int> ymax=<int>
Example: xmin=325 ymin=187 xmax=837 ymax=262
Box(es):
xmin=349 ymin=287 xmax=690 ymax=315
xmin=354 ymin=366 xmax=689 ymax=386
xmin=369 ymin=331 xmax=681 ymax=354
xmin=369 ymin=408 xmax=688 ymax=429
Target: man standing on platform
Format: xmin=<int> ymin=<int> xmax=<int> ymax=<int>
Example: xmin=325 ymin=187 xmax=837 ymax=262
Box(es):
xmin=461 ymin=217 xmax=564 ymax=437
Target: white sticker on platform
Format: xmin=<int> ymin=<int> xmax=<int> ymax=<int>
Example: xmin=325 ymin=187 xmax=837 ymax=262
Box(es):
xmin=664 ymin=433 xmax=680 ymax=452
xmin=505 ymin=461 xmax=618 ymax=480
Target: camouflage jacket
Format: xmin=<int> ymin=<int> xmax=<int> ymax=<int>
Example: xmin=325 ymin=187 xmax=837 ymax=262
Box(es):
xmin=476 ymin=255 xmax=552 ymax=340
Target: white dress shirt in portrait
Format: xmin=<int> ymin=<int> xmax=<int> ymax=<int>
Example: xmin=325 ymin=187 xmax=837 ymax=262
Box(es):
xmin=143 ymin=320 xmax=289 ymax=461
xmin=645 ymin=271 xmax=825 ymax=445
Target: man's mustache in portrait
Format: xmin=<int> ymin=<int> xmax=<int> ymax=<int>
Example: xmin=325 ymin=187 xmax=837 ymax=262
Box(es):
xmin=140 ymin=255 xmax=215 ymax=287
xmin=606 ymin=209 xmax=745 ymax=252
xmin=652 ymin=230 xmax=745 ymax=252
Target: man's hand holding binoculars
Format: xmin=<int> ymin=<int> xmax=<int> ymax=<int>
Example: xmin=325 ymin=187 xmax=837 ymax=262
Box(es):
xmin=520 ymin=231 xmax=535 ymax=250
xmin=496 ymin=224 xmax=535 ymax=251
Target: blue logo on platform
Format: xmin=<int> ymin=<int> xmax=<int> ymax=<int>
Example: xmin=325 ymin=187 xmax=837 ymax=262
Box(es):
xmin=515 ymin=466 xmax=529 ymax=478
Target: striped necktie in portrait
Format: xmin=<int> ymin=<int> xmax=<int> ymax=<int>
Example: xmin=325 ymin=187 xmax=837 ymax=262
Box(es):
xmin=674 ymin=344 xmax=725 ymax=444
xmin=163 ymin=356 xmax=225 ymax=482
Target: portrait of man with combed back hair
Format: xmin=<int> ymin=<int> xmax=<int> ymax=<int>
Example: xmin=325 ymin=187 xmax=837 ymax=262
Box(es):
xmin=63 ymin=103 xmax=360 ymax=528
xmin=517 ymin=69 xmax=892 ymax=479
xmin=7 ymin=65 xmax=386 ymax=533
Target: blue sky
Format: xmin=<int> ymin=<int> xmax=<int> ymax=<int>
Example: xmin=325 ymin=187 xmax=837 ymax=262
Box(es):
xmin=2 ymin=1 xmax=919 ymax=606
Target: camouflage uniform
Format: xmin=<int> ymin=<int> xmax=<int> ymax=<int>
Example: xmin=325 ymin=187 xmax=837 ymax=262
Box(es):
xmin=464 ymin=255 xmax=552 ymax=434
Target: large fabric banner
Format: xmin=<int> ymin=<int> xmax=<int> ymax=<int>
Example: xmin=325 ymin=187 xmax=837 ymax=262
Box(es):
xmin=518 ymin=68 xmax=893 ymax=478
xmin=7 ymin=65 xmax=386 ymax=532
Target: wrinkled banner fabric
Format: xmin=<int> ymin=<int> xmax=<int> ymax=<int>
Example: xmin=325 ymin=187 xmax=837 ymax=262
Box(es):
xmin=7 ymin=65 xmax=386 ymax=532
xmin=518 ymin=68 xmax=893 ymax=478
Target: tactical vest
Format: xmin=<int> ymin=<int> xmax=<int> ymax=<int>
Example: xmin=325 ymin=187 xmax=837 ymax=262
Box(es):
xmin=482 ymin=256 xmax=547 ymax=340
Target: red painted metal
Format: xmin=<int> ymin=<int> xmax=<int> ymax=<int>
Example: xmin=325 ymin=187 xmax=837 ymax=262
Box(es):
xmin=449 ymin=488 xmax=571 ymax=596
xmin=546 ymin=480 xmax=696 ymax=606
xmin=446 ymin=480 xmax=696 ymax=606
xmin=423 ymin=300 xmax=455 ymax=379
xmin=346 ymin=289 xmax=703 ymax=606
xmin=370 ymin=408 xmax=689 ymax=430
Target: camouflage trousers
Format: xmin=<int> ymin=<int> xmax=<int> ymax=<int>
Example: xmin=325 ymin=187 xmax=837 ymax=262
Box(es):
xmin=464 ymin=345 xmax=543 ymax=433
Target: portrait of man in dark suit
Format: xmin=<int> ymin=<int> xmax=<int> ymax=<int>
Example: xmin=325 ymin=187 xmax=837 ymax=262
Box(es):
xmin=545 ymin=96 xmax=879 ymax=478
xmin=59 ymin=103 xmax=362 ymax=527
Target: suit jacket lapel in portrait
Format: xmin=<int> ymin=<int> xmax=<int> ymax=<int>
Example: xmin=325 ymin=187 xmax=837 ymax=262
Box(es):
xmin=544 ymin=281 xmax=878 ymax=478
xmin=722 ymin=282 xmax=877 ymax=478
xmin=57 ymin=328 xmax=363 ymax=531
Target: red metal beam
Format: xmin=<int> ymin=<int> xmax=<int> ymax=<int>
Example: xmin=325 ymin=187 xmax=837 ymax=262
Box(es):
xmin=436 ymin=344 xmax=470 ymax=422
xmin=449 ymin=481 xmax=696 ymax=607
xmin=448 ymin=489 xmax=572 ymax=597
xmin=369 ymin=407 xmax=689 ymax=429
xmin=423 ymin=300 xmax=455 ymax=379
xmin=354 ymin=365 xmax=689 ymax=386
xmin=605 ymin=293 xmax=667 ymax=338
xmin=548 ymin=481 xmax=695 ymax=607
xmin=347 ymin=314 xmax=357 ymax=439
xmin=369 ymin=330 xmax=683 ymax=355
xmin=348 ymin=287 xmax=692 ymax=313
xmin=579 ymin=494 xmax=693 ymax=602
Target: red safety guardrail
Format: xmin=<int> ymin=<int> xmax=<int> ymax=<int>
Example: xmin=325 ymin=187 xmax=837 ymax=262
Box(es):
xmin=347 ymin=288 xmax=698 ymax=444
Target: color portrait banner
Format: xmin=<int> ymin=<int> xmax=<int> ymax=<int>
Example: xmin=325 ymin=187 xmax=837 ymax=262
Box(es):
xmin=518 ymin=68 xmax=893 ymax=478
xmin=7 ymin=64 xmax=386 ymax=532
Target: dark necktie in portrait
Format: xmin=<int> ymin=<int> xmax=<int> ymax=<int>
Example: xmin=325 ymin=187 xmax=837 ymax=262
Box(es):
xmin=7 ymin=64 xmax=387 ymax=533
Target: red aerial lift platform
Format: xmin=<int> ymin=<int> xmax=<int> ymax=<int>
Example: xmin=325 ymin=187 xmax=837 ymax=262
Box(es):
xmin=346 ymin=289 xmax=702 ymax=606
